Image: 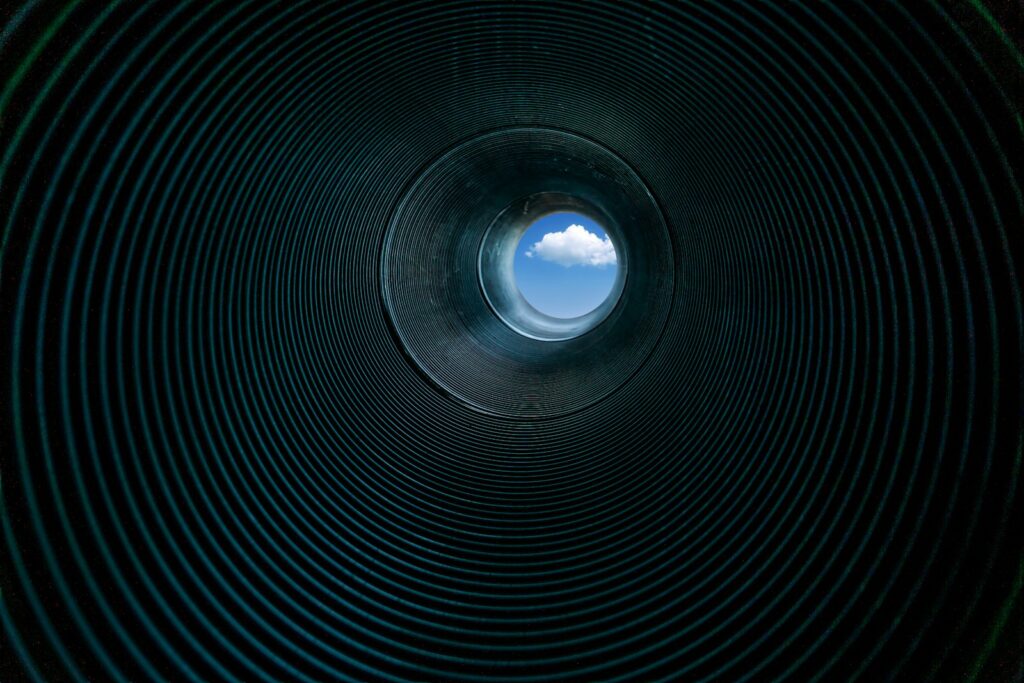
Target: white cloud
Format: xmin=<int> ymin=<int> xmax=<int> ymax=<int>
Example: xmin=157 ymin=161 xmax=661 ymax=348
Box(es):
xmin=525 ymin=224 xmax=617 ymax=267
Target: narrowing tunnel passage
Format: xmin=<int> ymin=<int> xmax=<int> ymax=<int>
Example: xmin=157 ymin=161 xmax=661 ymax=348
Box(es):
xmin=0 ymin=2 xmax=1021 ymax=682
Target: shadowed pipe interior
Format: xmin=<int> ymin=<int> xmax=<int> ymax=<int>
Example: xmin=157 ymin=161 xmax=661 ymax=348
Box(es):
xmin=0 ymin=2 xmax=1020 ymax=681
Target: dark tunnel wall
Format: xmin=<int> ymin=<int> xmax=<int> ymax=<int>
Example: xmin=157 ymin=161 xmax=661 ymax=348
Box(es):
xmin=1 ymin=1 xmax=1021 ymax=681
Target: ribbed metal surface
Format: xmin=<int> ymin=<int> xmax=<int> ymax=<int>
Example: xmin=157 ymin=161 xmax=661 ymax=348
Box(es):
xmin=382 ymin=127 xmax=672 ymax=416
xmin=1 ymin=1 xmax=1021 ymax=681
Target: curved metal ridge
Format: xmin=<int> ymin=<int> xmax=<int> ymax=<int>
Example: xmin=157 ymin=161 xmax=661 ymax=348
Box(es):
xmin=382 ymin=127 xmax=671 ymax=416
xmin=0 ymin=2 xmax=1020 ymax=681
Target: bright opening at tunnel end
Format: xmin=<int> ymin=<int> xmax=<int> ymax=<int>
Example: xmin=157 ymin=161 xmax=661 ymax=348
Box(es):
xmin=514 ymin=212 xmax=618 ymax=319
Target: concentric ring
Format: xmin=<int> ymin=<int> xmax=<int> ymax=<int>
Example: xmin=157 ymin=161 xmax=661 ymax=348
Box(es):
xmin=1 ymin=2 xmax=1021 ymax=681
xmin=381 ymin=127 xmax=673 ymax=417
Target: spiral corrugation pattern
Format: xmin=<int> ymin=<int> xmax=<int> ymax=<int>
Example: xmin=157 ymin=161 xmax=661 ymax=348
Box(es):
xmin=1 ymin=1 xmax=1021 ymax=681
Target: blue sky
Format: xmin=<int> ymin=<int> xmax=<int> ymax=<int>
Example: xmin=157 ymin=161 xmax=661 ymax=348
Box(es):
xmin=514 ymin=212 xmax=618 ymax=318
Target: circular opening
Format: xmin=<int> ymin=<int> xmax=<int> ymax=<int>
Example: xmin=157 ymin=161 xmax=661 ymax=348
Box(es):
xmin=478 ymin=193 xmax=627 ymax=342
xmin=514 ymin=212 xmax=619 ymax=318
xmin=384 ymin=127 xmax=672 ymax=415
